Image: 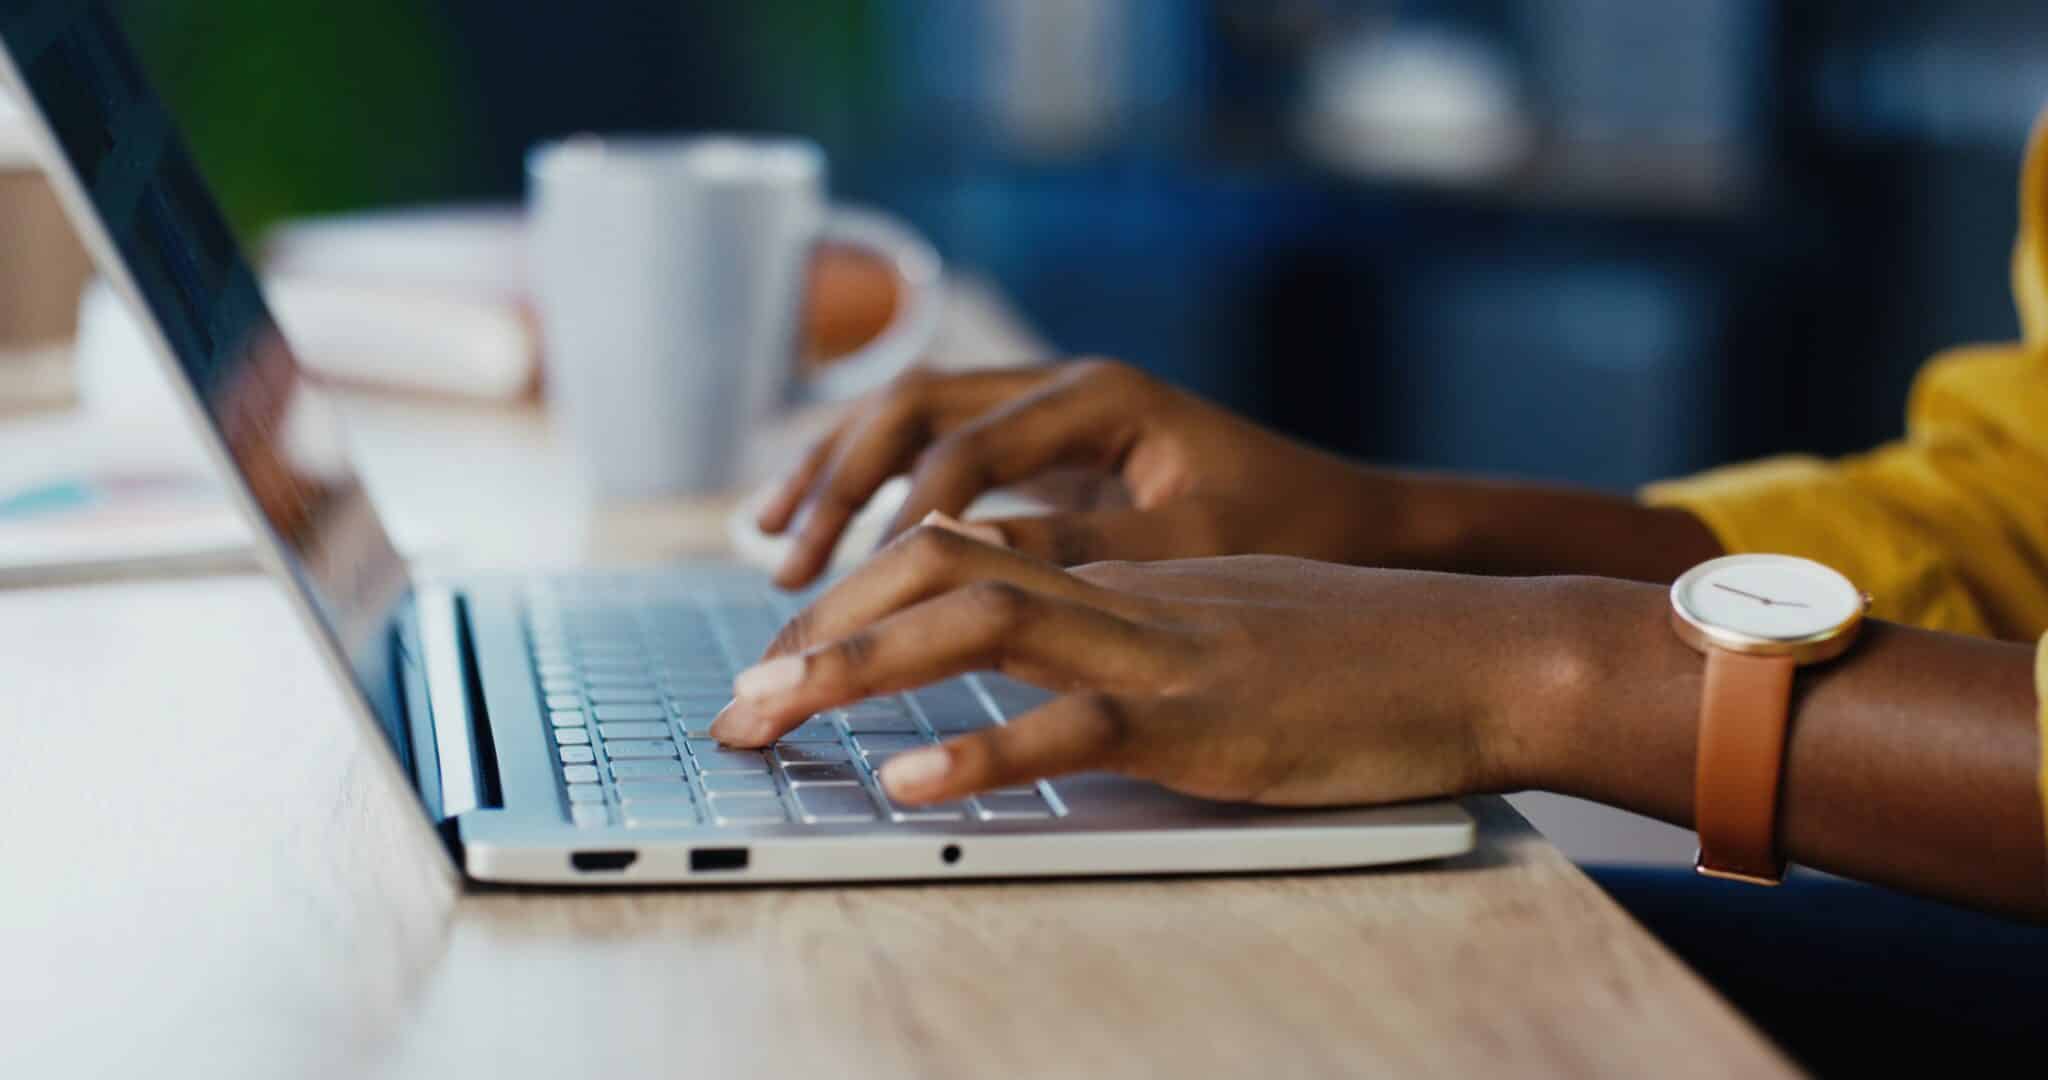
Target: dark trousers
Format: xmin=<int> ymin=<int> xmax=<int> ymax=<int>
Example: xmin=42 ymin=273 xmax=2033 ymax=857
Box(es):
xmin=1589 ymin=866 xmax=2048 ymax=1076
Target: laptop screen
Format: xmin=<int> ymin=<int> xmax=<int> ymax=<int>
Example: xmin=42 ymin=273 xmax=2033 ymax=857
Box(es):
xmin=0 ymin=3 xmax=415 ymax=766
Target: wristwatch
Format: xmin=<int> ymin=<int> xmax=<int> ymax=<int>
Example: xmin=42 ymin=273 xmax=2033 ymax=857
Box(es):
xmin=1669 ymin=554 xmax=1868 ymax=885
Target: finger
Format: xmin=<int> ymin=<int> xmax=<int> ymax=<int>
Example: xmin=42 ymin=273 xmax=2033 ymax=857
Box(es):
xmin=879 ymin=692 xmax=1136 ymax=804
xmin=760 ymin=522 xmax=1144 ymax=662
xmin=773 ymin=368 xmax=1054 ymax=588
xmin=714 ymin=581 xmax=1176 ymax=745
xmin=919 ymin=510 xmax=1009 ymax=550
xmin=774 ymin=403 xmax=928 ymax=588
xmin=981 ymin=499 xmax=1230 ymax=566
xmin=881 ymin=368 xmax=1145 ymax=541
xmin=755 ymin=426 xmax=844 ymax=535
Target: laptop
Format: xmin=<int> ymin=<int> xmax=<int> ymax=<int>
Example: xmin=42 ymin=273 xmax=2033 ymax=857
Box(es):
xmin=0 ymin=4 xmax=1472 ymax=885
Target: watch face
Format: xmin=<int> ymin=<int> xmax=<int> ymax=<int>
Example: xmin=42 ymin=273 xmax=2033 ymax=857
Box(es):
xmin=1672 ymin=554 xmax=1864 ymax=647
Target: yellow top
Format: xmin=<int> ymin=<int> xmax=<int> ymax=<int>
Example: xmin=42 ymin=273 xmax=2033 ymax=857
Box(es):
xmin=1644 ymin=106 xmax=2048 ymax=847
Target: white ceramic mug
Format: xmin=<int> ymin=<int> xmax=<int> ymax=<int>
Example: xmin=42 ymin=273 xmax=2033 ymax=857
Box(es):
xmin=528 ymin=135 xmax=941 ymax=500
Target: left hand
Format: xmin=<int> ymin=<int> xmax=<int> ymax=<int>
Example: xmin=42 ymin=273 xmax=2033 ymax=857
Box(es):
xmin=711 ymin=523 xmax=1591 ymax=807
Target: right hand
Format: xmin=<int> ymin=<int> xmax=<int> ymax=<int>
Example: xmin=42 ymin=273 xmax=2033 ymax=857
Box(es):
xmin=757 ymin=360 xmax=1413 ymax=588
xmin=716 ymin=525 xmax=1583 ymax=809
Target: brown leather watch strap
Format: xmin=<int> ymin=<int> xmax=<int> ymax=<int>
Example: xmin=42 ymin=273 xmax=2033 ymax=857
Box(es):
xmin=1693 ymin=649 xmax=1798 ymax=884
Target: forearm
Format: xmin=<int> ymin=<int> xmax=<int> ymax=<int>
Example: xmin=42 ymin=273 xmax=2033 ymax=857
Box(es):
xmin=1505 ymin=577 xmax=2046 ymax=919
xmin=1384 ymin=471 xmax=1721 ymax=583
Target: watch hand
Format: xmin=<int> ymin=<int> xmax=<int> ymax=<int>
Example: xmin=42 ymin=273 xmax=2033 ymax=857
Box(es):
xmin=1712 ymin=582 xmax=1810 ymax=608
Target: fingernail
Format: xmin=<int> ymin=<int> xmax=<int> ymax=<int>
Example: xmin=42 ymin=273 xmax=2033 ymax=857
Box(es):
xmin=708 ymin=702 xmax=743 ymax=742
xmin=880 ymin=746 xmax=952 ymax=797
xmin=733 ymin=655 xmax=804 ymax=701
xmin=922 ymin=510 xmax=1008 ymax=549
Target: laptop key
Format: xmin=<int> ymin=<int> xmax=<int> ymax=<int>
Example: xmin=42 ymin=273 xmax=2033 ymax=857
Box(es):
xmin=562 ymin=764 xmax=601 ymax=784
xmin=794 ymin=785 xmax=879 ymax=823
xmin=915 ymin=682 xmax=996 ymax=734
xmin=588 ymin=686 xmax=661 ymax=705
xmin=665 ymin=660 xmax=731 ymax=678
xmin=592 ymin=704 xmax=665 ymax=722
xmin=571 ymin=803 xmax=611 ymax=827
xmin=572 ymin=643 xmax=641 ymax=658
xmin=774 ymin=742 xmax=850 ymax=766
xmin=694 ymin=749 xmax=772 ymax=774
xmin=558 ymin=746 xmax=596 ymax=765
xmin=610 ymin=759 xmax=685 ymax=781
xmin=575 ymin=659 xmax=646 ymax=674
xmin=624 ymin=804 xmax=700 ymax=827
xmin=549 ymin=710 xmax=587 ymax=728
xmin=604 ymin=739 xmax=679 ymax=760
xmin=781 ymin=718 xmax=841 ymax=742
xmin=584 ymin=669 xmax=653 ymax=686
xmin=708 ymin=793 xmax=788 ymax=825
xmin=574 ymin=659 xmax=648 ymax=676
xmin=974 ymin=792 xmax=1054 ymax=820
xmin=582 ymin=670 xmax=657 ymax=687
xmin=853 ymin=734 xmax=930 ymax=755
xmin=782 ymin=762 xmax=860 ymax=785
xmin=544 ymin=693 xmax=583 ymax=711
xmin=662 ymin=670 xmax=731 ymax=686
xmin=700 ymin=772 xmax=778 ymax=794
xmin=886 ymin=800 xmax=970 ymax=822
xmin=597 ymin=721 xmax=671 ymax=741
xmin=616 ymin=780 xmax=693 ymax=803
xmin=837 ymin=709 xmax=919 ymax=735
xmin=554 ymin=727 xmax=591 ymax=745
xmin=566 ymin=783 xmax=605 ymax=804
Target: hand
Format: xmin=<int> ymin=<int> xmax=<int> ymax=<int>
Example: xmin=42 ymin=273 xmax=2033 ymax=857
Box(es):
xmin=712 ymin=523 xmax=1587 ymax=807
xmin=755 ymin=360 xmax=1408 ymax=588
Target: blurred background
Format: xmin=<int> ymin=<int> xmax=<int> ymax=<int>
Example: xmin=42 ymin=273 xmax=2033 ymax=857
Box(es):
xmin=95 ymin=0 xmax=2048 ymax=491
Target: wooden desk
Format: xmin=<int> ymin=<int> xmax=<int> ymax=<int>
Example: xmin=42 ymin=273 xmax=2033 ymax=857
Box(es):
xmin=0 ymin=570 xmax=1792 ymax=1078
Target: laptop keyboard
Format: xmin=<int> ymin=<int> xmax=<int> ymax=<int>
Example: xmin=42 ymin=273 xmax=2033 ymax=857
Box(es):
xmin=524 ymin=579 xmax=1062 ymax=829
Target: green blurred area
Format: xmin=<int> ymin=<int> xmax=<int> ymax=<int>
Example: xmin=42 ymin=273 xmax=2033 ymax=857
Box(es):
xmin=113 ymin=0 xmax=487 ymax=241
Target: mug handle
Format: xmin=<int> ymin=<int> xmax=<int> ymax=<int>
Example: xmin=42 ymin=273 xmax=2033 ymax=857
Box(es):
xmin=800 ymin=207 xmax=944 ymax=404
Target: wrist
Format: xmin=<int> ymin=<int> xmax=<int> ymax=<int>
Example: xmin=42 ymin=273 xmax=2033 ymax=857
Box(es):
xmin=1478 ymin=576 xmax=1698 ymax=800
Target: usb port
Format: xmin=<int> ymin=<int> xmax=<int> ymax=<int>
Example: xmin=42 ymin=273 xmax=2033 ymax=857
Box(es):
xmin=690 ymin=847 xmax=749 ymax=873
xmin=570 ymin=850 xmax=637 ymax=872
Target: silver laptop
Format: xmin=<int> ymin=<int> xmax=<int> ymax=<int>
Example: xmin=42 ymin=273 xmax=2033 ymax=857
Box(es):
xmin=0 ymin=4 xmax=1471 ymax=886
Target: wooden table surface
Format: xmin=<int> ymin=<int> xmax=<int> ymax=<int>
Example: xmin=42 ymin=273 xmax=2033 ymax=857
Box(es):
xmin=0 ymin=570 xmax=1793 ymax=1078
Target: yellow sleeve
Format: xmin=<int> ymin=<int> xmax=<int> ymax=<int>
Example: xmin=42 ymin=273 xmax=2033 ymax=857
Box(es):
xmin=1645 ymin=106 xmax=2048 ymax=643
xmin=1644 ymin=344 xmax=2048 ymax=639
